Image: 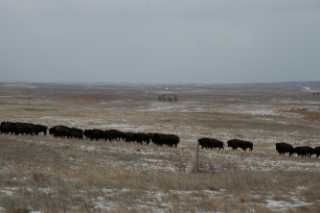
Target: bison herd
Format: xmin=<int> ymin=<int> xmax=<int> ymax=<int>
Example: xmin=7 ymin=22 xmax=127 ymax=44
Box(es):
xmin=276 ymin=143 xmax=320 ymax=158
xmin=0 ymin=121 xmax=47 ymax=135
xmin=0 ymin=121 xmax=319 ymax=158
xmin=197 ymin=138 xmax=320 ymax=158
xmin=0 ymin=121 xmax=179 ymax=147
xmin=82 ymin=128 xmax=179 ymax=147
xmin=198 ymin=138 xmax=253 ymax=151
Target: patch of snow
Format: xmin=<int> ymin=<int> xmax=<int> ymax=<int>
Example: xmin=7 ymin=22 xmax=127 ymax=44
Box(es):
xmin=144 ymin=158 xmax=162 ymax=163
xmin=80 ymin=145 xmax=96 ymax=152
xmin=202 ymin=189 xmax=226 ymax=198
xmin=94 ymin=196 xmax=115 ymax=210
xmin=265 ymin=198 xmax=312 ymax=211
xmin=101 ymin=188 xmax=115 ymax=193
xmin=38 ymin=187 xmax=52 ymax=194
xmin=169 ymin=189 xmax=225 ymax=198
xmin=137 ymin=162 xmax=176 ymax=172
xmin=0 ymin=187 xmax=18 ymax=196
xmin=245 ymin=109 xmax=277 ymax=116
xmin=139 ymin=102 xmax=189 ymax=112
xmin=296 ymin=186 xmax=308 ymax=191
xmin=0 ymin=189 xmax=14 ymax=196
xmin=232 ymin=156 xmax=320 ymax=172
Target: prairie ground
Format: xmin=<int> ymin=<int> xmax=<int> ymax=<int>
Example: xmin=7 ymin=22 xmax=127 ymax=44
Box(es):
xmin=0 ymin=82 xmax=320 ymax=213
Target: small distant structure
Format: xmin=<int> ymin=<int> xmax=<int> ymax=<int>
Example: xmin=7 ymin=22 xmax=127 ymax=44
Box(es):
xmin=158 ymin=94 xmax=178 ymax=102
xmin=312 ymin=92 xmax=320 ymax=97
xmin=302 ymin=87 xmax=320 ymax=97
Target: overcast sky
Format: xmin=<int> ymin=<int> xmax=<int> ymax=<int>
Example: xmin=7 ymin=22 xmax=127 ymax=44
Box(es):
xmin=1 ymin=0 xmax=320 ymax=83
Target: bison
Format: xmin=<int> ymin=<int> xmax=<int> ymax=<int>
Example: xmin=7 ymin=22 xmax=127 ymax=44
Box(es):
xmin=124 ymin=132 xmax=151 ymax=144
xmin=314 ymin=146 xmax=320 ymax=158
xmin=198 ymin=138 xmax=224 ymax=150
xmin=0 ymin=121 xmax=47 ymax=135
xmin=34 ymin=124 xmax=48 ymax=135
xmin=84 ymin=129 xmax=105 ymax=140
xmin=150 ymin=133 xmax=179 ymax=147
xmin=50 ymin=126 xmax=83 ymax=139
xmin=275 ymin=143 xmax=294 ymax=156
xmin=292 ymin=146 xmax=314 ymax=158
xmin=104 ymin=129 xmax=126 ymax=141
xmin=227 ymin=139 xmax=253 ymax=151
xmin=70 ymin=127 xmax=83 ymax=139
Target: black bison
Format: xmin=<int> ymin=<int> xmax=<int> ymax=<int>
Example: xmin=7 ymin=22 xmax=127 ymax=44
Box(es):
xmin=69 ymin=127 xmax=84 ymax=139
xmin=0 ymin=120 xmax=180 ymax=148
xmin=105 ymin=129 xmax=126 ymax=141
xmin=49 ymin=126 xmax=83 ymax=139
xmin=292 ymin=146 xmax=315 ymax=158
xmin=0 ymin=121 xmax=47 ymax=135
xmin=83 ymin=129 xmax=105 ymax=140
xmin=84 ymin=129 xmax=126 ymax=141
xmin=83 ymin=129 xmax=179 ymax=147
xmin=314 ymin=146 xmax=320 ymax=158
xmin=275 ymin=143 xmax=294 ymax=156
xmin=149 ymin=133 xmax=179 ymax=147
xmin=227 ymin=139 xmax=253 ymax=151
xmin=124 ymin=132 xmax=151 ymax=144
xmin=198 ymin=138 xmax=224 ymax=150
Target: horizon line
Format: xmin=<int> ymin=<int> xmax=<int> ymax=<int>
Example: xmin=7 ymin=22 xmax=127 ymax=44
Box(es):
xmin=0 ymin=80 xmax=320 ymax=86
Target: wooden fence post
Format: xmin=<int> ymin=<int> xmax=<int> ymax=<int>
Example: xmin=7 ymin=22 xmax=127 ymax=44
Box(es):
xmin=195 ymin=142 xmax=199 ymax=172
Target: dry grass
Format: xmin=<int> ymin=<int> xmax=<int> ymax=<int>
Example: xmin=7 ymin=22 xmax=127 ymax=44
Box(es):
xmin=278 ymin=107 xmax=320 ymax=121
xmin=302 ymin=111 xmax=320 ymax=121
xmin=0 ymin=135 xmax=320 ymax=212
xmin=0 ymin=83 xmax=320 ymax=212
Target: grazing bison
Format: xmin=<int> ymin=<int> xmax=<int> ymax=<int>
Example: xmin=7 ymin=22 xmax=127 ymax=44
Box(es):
xmin=84 ymin=128 xmax=153 ymax=144
xmin=0 ymin=121 xmax=180 ymax=148
xmin=105 ymin=129 xmax=126 ymax=141
xmin=292 ymin=146 xmax=314 ymax=158
xmin=70 ymin=127 xmax=84 ymax=139
xmin=84 ymin=129 xmax=105 ymax=140
xmin=198 ymin=138 xmax=224 ymax=150
xmin=275 ymin=143 xmax=294 ymax=156
xmin=0 ymin=121 xmax=47 ymax=135
xmin=49 ymin=126 xmax=69 ymax=138
xmin=34 ymin=124 xmax=48 ymax=135
xmin=50 ymin=126 xmax=83 ymax=139
xmin=314 ymin=147 xmax=320 ymax=158
xmin=227 ymin=139 xmax=253 ymax=151
xmin=124 ymin=132 xmax=151 ymax=144
xmin=150 ymin=133 xmax=179 ymax=147
xmin=0 ymin=121 xmax=17 ymax=134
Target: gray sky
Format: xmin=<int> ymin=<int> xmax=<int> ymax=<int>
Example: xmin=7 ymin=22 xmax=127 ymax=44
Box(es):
xmin=1 ymin=0 xmax=320 ymax=83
